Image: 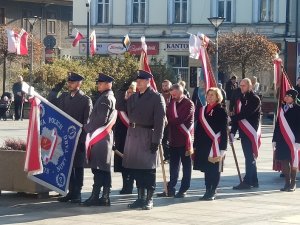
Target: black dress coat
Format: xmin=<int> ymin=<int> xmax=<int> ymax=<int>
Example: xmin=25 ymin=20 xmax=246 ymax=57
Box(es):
xmin=113 ymin=90 xmax=128 ymax=173
xmin=272 ymin=103 xmax=300 ymax=160
xmin=193 ymin=104 xmax=228 ymax=172
xmin=54 ymin=90 xmax=93 ymax=167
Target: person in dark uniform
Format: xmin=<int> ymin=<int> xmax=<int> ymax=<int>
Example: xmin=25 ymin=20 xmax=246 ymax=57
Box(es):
xmin=114 ymin=81 xmax=136 ymax=194
xmin=194 ymin=88 xmax=228 ymax=200
xmin=230 ymin=78 xmax=261 ymax=190
xmin=273 ymin=89 xmax=300 ymax=192
xmin=52 ymin=72 xmax=93 ymax=203
xmin=225 ymin=76 xmax=238 ymax=112
xmin=123 ymin=70 xmax=166 ymax=210
xmin=161 ymin=80 xmax=172 ymax=162
xmin=82 ymin=73 xmax=116 ymax=207
xmin=12 ymin=76 xmax=25 ymax=120
xmin=158 ymin=84 xmax=194 ymax=198
xmin=294 ymin=77 xmax=300 ymax=100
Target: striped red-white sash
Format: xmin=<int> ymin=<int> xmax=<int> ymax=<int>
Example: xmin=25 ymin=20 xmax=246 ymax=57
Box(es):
xmin=278 ymin=108 xmax=299 ymax=168
xmin=118 ymin=111 xmax=129 ymax=128
xmin=237 ymin=100 xmax=261 ymax=158
xmin=171 ymin=101 xmax=194 ymax=152
xmin=85 ymin=111 xmax=117 ymax=162
xmin=199 ymin=106 xmax=221 ymax=158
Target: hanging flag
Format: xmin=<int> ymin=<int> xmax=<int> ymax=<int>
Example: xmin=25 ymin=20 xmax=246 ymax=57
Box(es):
xmin=90 ymin=30 xmax=97 ymax=56
xmin=273 ymin=57 xmax=282 ymax=89
xmin=22 ymin=82 xmax=82 ymax=195
xmin=122 ymin=34 xmax=131 ymax=51
xmin=17 ymin=29 xmax=29 ymax=55
xmin=6 ymin=29 xmax=18 ymax=53
xmin=72 ymin=30 xmax=84 ymax=47
xmin=25 ymin=97 xmax=43 ymax=175
xmin=139 ymin=36 xmax=157 ymax=91
xmin=189 ymin=34 xmax=201 ymax=59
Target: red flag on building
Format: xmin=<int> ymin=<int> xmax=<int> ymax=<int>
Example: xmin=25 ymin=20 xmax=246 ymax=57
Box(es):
xmin=139 ymin=36 xmax=157 ymax=91
xmin=17 ymin=29 xmax=28 ymax=55
xmin=90 ymin=30 xmax=97 ymax=56
xmin=24 ymin=97 xmax=43 ymax=175
xmin=72 ymin=30 xmax=84 ymax=47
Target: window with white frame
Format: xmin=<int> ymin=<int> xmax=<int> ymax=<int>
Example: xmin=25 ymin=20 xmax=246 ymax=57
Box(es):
xmin=218 ymin=0 xmax=232 ymax=22
xmin=260 ymin=0 xmax=274 ymax=22
xmin=174 ymin=0 xmax=188 ymax=24
xmin=133 ymin=0 xmax=146 ymax=24
xmin=98 ymin=0 xmax=110 ymax=24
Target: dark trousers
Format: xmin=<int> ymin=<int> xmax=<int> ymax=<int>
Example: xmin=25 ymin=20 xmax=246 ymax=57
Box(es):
xmin=204 ymin=162 xmax=220 ymax=190
xmin=92 ymin=168 xmax=111 ymax=188
xmin=162 ymin=128 xmax=170 ymax=160
xmin=69 ymin=167 xmax=84 ymax=194
xmin=14 ymin=99 xmax=23 ymax=120
xmin=129 ymin=169 xmax=156 ymax=190
xmin=240 ymin=133 xmax=258 ymax=185
xmin=168 ymin=146 xmax=192 ymax=193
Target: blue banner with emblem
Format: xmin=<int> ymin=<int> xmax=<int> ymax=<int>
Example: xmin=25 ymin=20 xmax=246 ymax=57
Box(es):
xmin=28 ymin=98 xmax=82 ymax=195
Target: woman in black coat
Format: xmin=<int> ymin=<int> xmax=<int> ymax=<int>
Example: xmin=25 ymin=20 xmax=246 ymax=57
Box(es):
xmin=114 ymin=82 xmax=136 ymax=194
xmin=194 ymin=87 xmax=228 ymax=200
xmin=273 ymin=89 xmax=300 ymax=192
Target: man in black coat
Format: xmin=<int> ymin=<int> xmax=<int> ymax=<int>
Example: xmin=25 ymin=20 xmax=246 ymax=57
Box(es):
xmin=230 ymin=78 xmax=261 ymax=190
xmin=225 ymin=76 xmax=238 ymax=111
xmin=52 ymin=72 xmax=93 ymax=203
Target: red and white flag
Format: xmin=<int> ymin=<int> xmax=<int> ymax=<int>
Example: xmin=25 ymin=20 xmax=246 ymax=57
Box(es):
xmin=90 ymin=30 xmax=97 ymax=56
xmin=17 ymin=29 xmax=28 ymax=55
xmin=188 ymin=33 xmax=216 ymax=94
xmin=72 ymin=30 xmax=84 ymax=47
xmin=139 ymin=36 xmax=157 ymax=91
xmin=7 ymin=28 xmax=28 ymax=55
xmin=24 ymin=97 xmax=43 ymax=176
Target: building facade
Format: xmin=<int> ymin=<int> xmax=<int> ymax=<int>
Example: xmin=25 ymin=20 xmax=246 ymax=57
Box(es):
xmin=0 ymin=0 xmax=72 ymax=93
xmin=71 ymin=0 xmax=290 ymax=92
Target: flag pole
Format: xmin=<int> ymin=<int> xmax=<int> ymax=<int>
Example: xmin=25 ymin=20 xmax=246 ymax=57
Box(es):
xmin=228 ymin=129 xmax=242 ymax=183
xmin=159 ymin=144 xmax=168 ymax=195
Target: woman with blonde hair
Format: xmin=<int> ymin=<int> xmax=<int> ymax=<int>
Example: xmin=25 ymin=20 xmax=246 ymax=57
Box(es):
xmin=193 ymin=87 xmax=228 ymax=200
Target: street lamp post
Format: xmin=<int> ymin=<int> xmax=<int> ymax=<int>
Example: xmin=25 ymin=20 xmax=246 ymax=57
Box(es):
xmin=86 ymin=0 xmax=91 ymax=61
xmin=26 ymin=16 xmax=38 ymax=95
xmin=207 ymin=17 xmax=225 ymax=83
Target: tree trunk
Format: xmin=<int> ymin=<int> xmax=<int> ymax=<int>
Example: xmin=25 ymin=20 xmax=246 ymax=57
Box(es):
xmin=2 ymin=54 xmax=7 ymax=94
xmin=241 ymin=63 xmax=246 ymax=79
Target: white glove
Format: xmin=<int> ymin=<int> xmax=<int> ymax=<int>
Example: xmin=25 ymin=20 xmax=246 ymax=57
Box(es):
xmin=220 ymin=150 xmax=226 ymax=157
xmin=272 ymin=142 xmax=276 ymax=150
xmin=229 ymin=133 xmax=235 ymax=143
xmin=296 ymin=143 xmax=300 ymax=151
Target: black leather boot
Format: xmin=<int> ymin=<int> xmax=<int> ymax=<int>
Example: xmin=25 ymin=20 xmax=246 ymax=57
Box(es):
xmin=120 ymin=173 xmax=134 ymax=194
xmin=82 ymin=185 xmax=100 ymax=206
xmin=128 ymin=188 xmax=145 ymax=209
xmin=289 ymin=169 xmax=297 ymax=192
xmin=143 ymin=189 xmax=154 ymax=210
xmin=99 ymin=187 xmax=111 ymax=206
xmin=70 ymin=186 xmax=82 ymax=203
xmin=280 ymin=160 xmax=291 ymax=192
xmin=206 ymin=188 xmax=217 ymax=201
xmin=58 ymin=185 xmax=74 ymax=202
xmin=199 ymin=186 xmax=211 ymax=201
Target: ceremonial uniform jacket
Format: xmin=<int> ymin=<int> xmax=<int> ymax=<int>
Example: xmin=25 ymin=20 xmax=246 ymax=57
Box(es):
xmin=193 ymin=104 xmax=228 ymax=171
xmin=55 ymin=90 xmax=92 ymax=167
xmin=272 ymin=103 xmax=300 ymax=160
xmin=122 ymin=87 xmax=166 ymax=169
xmin=84 ymin=90 xmax=116 ymax=171
xmin=230 ymin=91 xmax=261 ymax=136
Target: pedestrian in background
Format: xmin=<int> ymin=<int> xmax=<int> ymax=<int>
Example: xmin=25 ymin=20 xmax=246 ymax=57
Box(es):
xmin=12 ymin=76 xmax=25 ymax=120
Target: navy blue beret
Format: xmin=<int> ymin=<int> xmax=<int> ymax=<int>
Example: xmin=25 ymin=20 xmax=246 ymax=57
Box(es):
xmin=136 ymin=70 xmax=153 ymax=80
xmin=96 ymin=73 xmax=114 ymax=83
xmin=68 ymin=72 xmax=84 ymax=81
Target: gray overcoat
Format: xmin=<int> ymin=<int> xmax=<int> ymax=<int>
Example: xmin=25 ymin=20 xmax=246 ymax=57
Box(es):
xmin=55 ymin=90 xmax=93 ymax=167
xmin=84 ymin=90 xmax=116 ymax=172
xmin=122 ymin=87 xmax=166 ymax=169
